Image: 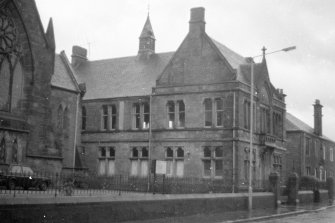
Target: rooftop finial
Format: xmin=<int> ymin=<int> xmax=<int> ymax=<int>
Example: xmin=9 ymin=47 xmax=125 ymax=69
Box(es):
xmin=147 ymin=0 xmax=150 ymax=16
xmin=262 ymin=46 xmax=267 ymax=61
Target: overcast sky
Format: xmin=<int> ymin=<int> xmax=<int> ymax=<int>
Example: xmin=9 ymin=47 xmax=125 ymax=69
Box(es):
xmin=35 ymin=0 xmax=335 ymax=140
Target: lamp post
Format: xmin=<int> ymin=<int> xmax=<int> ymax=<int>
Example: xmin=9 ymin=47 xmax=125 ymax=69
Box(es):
xmin=248 ymin=46 xmax=296 ymax=211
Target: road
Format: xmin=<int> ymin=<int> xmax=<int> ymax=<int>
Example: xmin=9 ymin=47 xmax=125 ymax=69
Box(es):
xmin=259 ymin=207 xmax=335 ymax=223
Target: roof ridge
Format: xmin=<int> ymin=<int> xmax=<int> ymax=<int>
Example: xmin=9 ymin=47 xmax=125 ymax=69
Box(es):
xmin=88 ymin=51 xmax=175 ymax=63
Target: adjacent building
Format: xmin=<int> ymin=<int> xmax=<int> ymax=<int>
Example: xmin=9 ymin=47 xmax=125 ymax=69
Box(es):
xmin=286 ymin=100 xmax=335 ymax=181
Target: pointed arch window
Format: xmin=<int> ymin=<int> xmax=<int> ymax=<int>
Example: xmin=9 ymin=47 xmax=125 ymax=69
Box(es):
xmin=0 ymin=58 xmax=24 ymax=112
xmin=12 ymin=139 xmax=18 ymax=163
xmin=57 ymin=105 xmax=63 ymax=129
xmin=0 ymin=138 xmax=6 ymax=163
xmin=0 ymin=58 xmax=11 ymax=111
xmin=63 ymin=107 xmax=69 ymax=131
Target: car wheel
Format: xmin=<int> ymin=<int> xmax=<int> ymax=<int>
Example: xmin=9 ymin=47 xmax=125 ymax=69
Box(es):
xmin=7 ymin=180 xmax=15 ymax=190
xmin=39 ymin=182 xmax=47 ymax=191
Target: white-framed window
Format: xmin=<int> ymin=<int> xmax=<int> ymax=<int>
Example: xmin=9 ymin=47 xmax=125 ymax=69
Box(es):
xmin=202 ymin=146 xmax=224 ymax=178
xmin=130 ymin=147 xmax=149 ymax=177
xmin=177 ymin=100 xmax=185 ymax=128
xmin=167 ymin=100 xmax=185 ymax=129
xmin=98 ymin=147 xmax=115 ymax=176
xmin=323 ymin=145 xmax=326 ymax=160
xmin=101 ymin=104 xmax=117 ymax=131
xmin=330 ymin=148 xmax=334 ymax=162
xmin=215 ymin=98 xmax=224 ymax=127
xmin=164 ymin=147 xmax=184 ymax=177
xmin=132 ymin=102 xmax=150 ymax=130
xmin=204 ymin=98 xmax=213 ymax=127
xmin=167 ymin=101 xmax=175 ymax=129
xmin=305 ymin=137 xmax=311 ymax=156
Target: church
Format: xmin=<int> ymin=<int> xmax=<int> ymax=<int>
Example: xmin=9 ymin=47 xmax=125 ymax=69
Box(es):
xmin=0 ymin=0 xmax=84 ymax=173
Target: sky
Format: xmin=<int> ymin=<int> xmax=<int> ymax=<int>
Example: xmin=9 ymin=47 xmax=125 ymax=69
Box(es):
xmin=35 ymin=0 xmax=335 ymax=140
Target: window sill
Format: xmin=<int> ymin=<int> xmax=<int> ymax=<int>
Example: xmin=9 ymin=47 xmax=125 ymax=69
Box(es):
xmin=98 ymin=157 xmax=115 ymax=160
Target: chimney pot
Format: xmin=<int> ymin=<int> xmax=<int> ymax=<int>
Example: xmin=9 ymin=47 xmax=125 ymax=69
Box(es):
xmin=189 ymin=7 xmax=206 ymax=34
xmin=313 ymin=99 xmax=323 ymax=136
xmin=71 ymin=46 xmax=88 ymax=67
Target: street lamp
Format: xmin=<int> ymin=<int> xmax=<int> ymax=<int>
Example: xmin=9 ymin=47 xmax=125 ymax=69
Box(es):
xmin=248 ymin=46 xmax=296 ymax=211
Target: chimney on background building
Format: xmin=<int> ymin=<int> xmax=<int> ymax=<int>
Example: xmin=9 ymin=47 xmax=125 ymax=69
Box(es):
xmin=314 ymin=99 xmax=323 ymax=136
xmin=189 ymin=7 xmax=206 ymax=35
xmin=71 ymin=46 xmax=87 ymax=68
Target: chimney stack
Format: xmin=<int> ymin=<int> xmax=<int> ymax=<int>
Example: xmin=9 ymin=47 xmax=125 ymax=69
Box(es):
xmin=313 ymin=99 xmax=323 ymax=136
xmin=189 ymin=7 xmax=206 ymax=35
xmin=71 ymin=46 xmax=87 ymax=68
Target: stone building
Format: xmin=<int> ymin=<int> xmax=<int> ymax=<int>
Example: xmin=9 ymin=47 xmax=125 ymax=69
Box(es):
xmin=286 ymin=100 xmax=335 ymax=181
xmin=0 ymin=0 xmax=83 ymax=173
xmin=75 ymin=7 xmax=287 ymax=190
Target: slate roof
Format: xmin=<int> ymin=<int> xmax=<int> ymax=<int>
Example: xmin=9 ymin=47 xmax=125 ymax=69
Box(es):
xmin=52 ymin=52 xmax=80 ymax=92
xmin=286 ymin=112 xmax=334 ymax=142
xmin=74 ymin=52 xmax=174 ymax=100
xmin=238 ymin=62 xmax=267 ymax=86
xmin=210 ymin=38 xmax=247 ymax=69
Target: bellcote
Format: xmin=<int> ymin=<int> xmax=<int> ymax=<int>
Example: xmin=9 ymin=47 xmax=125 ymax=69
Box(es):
xmin=138 ymin=15 xmax=155 ymax=58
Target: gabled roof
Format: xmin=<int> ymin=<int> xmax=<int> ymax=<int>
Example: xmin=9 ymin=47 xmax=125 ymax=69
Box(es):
xmin=210 ymin=38 xmax=246 ymax=70
xmin=140 ymin=15 xmax=155 ymax=39
xmin=286 ymin=112 xmax=334 ymax=142
xmin=52 ymin=51 xmax=80 ymax=92
xmin=238 ymin=62 xmax=267 ymax=86
xmin=74 ymin=52 xmax=174 ymax=100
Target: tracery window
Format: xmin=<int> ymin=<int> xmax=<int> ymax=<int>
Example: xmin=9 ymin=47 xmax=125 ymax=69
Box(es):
xmin=0 ymin=13 xmax=23 ymax=112
xmin=12 ymin=139 xmax=18 ymax=163
xmin=0 ymin=138 xmax=6 ymax=163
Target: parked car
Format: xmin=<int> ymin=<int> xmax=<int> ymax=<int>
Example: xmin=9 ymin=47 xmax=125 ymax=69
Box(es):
xmin=0 ymin=164 xmax=51 ymax=191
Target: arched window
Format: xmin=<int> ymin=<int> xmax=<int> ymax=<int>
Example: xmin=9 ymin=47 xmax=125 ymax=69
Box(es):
xmin=0 ymin=138 xmax=6 ymax=163
xmin=57 ymin=105 xmax=63 ymax=129
xmin=63 ymin=107 xmax=69 ymax=130
xmin=142 ymin=147 xmax=148 ymax=158
xmin=0 ymin=57 xmax=24 ymax=112
xmin=0 ymin=58 xmax=11 ymax=111
xmin=12 ymin=139 xmax=18 ymax=163
xmin=166 ymin=147 xmax=173 ymax=158
xmin=177 ymin=147 xmax=184 ymax=158
xmin=82 ymin=106 xmax=87 ymax=130
xmin=11 ymin=62 xmax=24 ymax=112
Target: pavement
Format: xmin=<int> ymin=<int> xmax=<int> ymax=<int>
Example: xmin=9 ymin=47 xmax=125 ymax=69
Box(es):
xmin=225 ymin=202 xmax=335 ymax=223
xmin=1 ymin=189 xmax=334 ymax=222
xmin=122 ymin=200 xmax=335 ymax=223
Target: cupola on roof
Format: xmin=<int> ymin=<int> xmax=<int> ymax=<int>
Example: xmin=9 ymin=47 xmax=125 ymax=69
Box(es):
xmin=140 ymin=15 xmax=155 ymax=39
